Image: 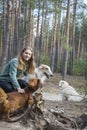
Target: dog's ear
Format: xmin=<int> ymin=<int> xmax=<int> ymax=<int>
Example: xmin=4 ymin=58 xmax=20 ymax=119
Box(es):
xmin=37 ymin=79 xmax=41 ymax=87
xmin=32 ymin=79 xmax=41 ymax=91
xmin=40 ymin=64 xmax=44 ymax=67
xmin=39 ymin=65 xmax=44 ymax=70
xmin=37 ymin=78 xmax=43 ymax=89
xmin=61 ymin=81 xmax=64 ymax=85
xmin=61 ymin=81 xmax=64 ymax=84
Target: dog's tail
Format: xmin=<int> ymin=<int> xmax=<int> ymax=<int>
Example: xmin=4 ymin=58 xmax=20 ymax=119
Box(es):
xmin=0 ymin=88 xmax=7 ymax=103
xmin=6 ymin=105 xmax=31 ymax=122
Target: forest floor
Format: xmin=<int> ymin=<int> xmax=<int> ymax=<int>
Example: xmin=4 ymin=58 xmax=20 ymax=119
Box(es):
xmin=0 ymin=73 xmax=87 ymax=130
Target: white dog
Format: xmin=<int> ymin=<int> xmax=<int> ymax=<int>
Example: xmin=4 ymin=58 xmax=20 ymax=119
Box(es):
xmin=22 ymin=64 xmax=53 ymax=83
xmin=58 ymin=80 xmax=84 ymax=102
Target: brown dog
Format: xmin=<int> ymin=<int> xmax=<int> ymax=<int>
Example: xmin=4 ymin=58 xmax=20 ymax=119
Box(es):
xmin=0 ymin=78 xmax=40 ymax=121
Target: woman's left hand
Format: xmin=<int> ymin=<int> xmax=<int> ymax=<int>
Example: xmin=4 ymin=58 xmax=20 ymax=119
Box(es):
xmin=17 ymin=88 xmax=25 ymax=93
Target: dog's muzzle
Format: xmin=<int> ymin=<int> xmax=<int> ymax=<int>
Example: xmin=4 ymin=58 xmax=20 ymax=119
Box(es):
xmin=44 ymin=72 xmax=50 ymax=79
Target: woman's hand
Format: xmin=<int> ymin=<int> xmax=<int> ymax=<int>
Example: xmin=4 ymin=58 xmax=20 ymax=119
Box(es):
xmin=17 ymin=88 xmax=25 ymax=93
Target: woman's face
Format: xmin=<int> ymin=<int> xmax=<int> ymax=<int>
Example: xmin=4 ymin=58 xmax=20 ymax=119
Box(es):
xmin=22 ymin=49 xmax=32 ymax=61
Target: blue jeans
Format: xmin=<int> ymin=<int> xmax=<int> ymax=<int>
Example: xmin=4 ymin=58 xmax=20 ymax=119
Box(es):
xmin=0 ymin=79 xmax=28 ymax=93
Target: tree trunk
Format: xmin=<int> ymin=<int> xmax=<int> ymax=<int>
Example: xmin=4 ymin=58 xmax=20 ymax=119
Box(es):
xmin=2 ymin=0 xmax=10 ymax=66
xmin=77 ymin=29 xmax=81 ymax=58
xmin=38 ymin=0 xmax=45 ymax=65
xmin=34 ymin=0 xmax=40 ymax=65
xmin=54 ymin=0 xmax=61 ymax=73
xmin=62 ymin=0 xmax=71 ymax=80
xmin=22 ymin=7 xmax=28 ymax=47
xmin=50 ymin=5 xmax=57 ymax=72
xmin=13 ymin=0 xmax=21 ymax=57
xmin=69 ymin=0 xmax=77 ymax=75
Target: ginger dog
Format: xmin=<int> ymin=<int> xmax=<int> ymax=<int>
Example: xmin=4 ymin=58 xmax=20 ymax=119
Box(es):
xmin=0 ymin=78 xmax=40 ymax=120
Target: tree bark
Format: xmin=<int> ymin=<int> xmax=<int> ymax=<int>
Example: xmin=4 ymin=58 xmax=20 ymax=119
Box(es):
xmin=62 ymin=0 xmax=71 ymax=80
xmin=69 ymin=0 xmax=77 ymax=75
xmin=2 ymin=0 xmax=10 ymax=66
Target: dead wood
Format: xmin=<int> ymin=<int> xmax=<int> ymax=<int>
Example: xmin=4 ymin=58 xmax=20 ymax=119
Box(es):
xmin=75 ymin=113 xmax=87 ymax=129
xmin=19 ymin=105 xmax=78 ymax=130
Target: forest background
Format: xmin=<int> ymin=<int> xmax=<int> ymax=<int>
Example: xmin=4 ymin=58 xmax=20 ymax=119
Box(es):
xmin=0 ymin=0 xmax=87 ymax=80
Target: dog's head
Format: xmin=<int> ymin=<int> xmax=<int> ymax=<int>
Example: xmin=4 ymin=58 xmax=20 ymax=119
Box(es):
xmin=36 ymin=64 xmax=53 ymax=78
xmin=33 ymin=92 xmax=44 ymax=109
xmin=34 ymin=93 xmax=43 ymax=102
xmin=58 ymin=80 xmax=69 ymax=89
xmin=28 ymin=78 xmax=41 ymax=91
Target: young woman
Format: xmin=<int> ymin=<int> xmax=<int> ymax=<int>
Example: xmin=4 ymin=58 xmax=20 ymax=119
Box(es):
xmin=0 ymin=46 xmax=36 ymax=93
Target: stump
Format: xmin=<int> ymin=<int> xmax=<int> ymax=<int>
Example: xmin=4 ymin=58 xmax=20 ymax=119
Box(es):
xmin=20 ymin=106 xmax=78 ymax=130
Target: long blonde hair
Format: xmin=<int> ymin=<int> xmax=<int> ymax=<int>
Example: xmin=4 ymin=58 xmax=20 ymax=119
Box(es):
xmin=17 ymin=46 xmax=36 ymax=74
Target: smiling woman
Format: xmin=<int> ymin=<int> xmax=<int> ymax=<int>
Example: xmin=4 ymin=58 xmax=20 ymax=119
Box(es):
xmin=22 ymin=49 xmax=32 ymax=61
xmin=0 ymin=46 xmax=36 ymax=93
